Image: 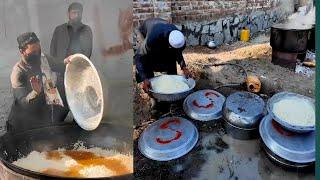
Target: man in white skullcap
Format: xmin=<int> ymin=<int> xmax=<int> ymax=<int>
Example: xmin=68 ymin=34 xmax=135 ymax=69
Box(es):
xmin=135 ymin=18 xmax=192 ymax=93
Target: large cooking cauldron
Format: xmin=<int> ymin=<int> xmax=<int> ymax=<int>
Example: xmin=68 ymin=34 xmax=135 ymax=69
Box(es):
xmin=270 ymin=23 xmax=313 ymax=69
xmin=307 ymin=25 xmax=315 ymax=51
xmin=270 ymin=23 xmax=312 ymax=53
xmin=0 ymin=123 xmax=132 ymax=179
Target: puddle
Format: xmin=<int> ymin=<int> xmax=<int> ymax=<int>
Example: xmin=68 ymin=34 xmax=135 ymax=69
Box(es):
xmin=193 ymin=132 xmax=315 ymax=180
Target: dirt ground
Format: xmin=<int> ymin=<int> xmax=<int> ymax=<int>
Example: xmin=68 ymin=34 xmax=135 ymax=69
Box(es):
xmin=133 ymin=34 xmax=315 ymax=180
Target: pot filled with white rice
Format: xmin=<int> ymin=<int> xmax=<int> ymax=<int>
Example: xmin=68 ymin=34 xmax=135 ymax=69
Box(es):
xmin=149 ymin=75 xmax=196 ymax=102
xmin=0 ymin=124 xmax=133 ymax=179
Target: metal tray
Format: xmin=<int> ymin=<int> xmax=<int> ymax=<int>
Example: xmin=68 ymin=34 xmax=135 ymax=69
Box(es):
xmin=138 ymin=117 xmax=198 ymax=161
xmin=183 ymin=90 xmax=226 ymax=121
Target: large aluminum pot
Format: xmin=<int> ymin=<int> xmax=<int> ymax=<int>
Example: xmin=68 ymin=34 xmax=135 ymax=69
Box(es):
xmin=270 ymin=23 xmax=312 ymax=53
xmin=149 ymin=75 xmax=196 ymax=102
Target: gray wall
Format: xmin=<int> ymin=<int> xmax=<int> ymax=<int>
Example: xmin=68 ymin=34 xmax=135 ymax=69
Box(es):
xmin=0 ymin=0 xmax=133 ymax=132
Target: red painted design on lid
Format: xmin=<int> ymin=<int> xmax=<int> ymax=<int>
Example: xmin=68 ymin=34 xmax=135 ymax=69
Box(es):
xmin=192 ymin=100 xmax=214 ymax=109
xmin=272 ymin=120 xmax=294 ymax=136
xmin=156 ymin=118 xmax=183 ymax=144
xmin=205 ymin=91 xmax=220 ymax=97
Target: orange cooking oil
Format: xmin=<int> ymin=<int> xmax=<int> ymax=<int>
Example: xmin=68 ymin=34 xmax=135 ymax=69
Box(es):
xmin=43 ymin=150 xmax=131 ymax=177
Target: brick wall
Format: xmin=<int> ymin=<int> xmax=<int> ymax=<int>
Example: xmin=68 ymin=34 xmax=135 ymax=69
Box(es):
xmin=133 ymin=0 xmax=291 ymax=46
xmin=133 ymin=0 xmax=172 ymax=27
xmin=133 ymin=0 xmax=280 ymax=27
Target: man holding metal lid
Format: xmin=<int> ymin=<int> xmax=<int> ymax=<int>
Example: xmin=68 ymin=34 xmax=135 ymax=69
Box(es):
xmin=7 ymin=32 xmax=74 ymax=132
xmin=134 ymin=18 xmax=192 ymax=93
xmin=50 ymin=2 xmax=93 ymax=121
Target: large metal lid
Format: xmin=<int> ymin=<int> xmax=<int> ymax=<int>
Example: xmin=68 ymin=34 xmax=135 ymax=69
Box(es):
xmin=260 ymin=115 xmax=315 ymax=163
xmin=223 ymin=91 xmax=265 ymax=129
xmin=183 ymin=90 xmax=226 ymax=121
xmin=272 ymin=23 xmax=313 ymax=30
xmin=267 ymin=91 xmax=315 ymax=133
xmin=138 ymin=117 xmax=198 ymax=161
xmin=64 ymin=54 xmax=104 ymax=131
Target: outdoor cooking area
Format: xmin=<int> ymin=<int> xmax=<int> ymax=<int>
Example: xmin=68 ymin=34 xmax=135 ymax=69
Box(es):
xmin=133 ymin=1 xmax=315 ymax=179
xmin=0 ymin=0 xmax=133 ymax=179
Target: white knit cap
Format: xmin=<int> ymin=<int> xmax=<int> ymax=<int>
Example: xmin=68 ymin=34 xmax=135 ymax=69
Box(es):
xmin=169 ymin=30 xmax=185 ymax=48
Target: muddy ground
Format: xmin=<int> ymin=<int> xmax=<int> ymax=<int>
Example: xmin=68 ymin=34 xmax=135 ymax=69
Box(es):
xmin=133 ymin=34 xmax=315 ymax=180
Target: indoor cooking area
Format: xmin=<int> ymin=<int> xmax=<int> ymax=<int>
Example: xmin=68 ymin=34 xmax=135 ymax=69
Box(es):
xmin=133 ymin=0 xmax=316 ymax=179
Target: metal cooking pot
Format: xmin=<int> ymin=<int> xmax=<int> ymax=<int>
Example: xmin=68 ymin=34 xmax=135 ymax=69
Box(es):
xmin=0 ymin=123 xmax=132 ymax=179
xmin=270 ymin=23 xmax=312 ymax=53
xmin=259 ymin=115 xmax=315 ymax=169
xmin=183 ymin=90 xmax=226 ymax=121
xmin=223 ymin=91 xmax=265 ymax=140
xmin=261 ymin=142 xmax=315 ymax=171
xmin=307 ymin=24 xmax=315 ymax=51
xmin=138 ymin=117 xmax=198 ymax=161
xmin=149 ymin=75 xmax=196 ymax=102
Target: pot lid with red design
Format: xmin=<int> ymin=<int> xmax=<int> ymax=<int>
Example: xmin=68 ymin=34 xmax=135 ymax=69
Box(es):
xmin=138 ymin=116 xmax=198 ymax=161
xmin=259 ymin=115 xmax=315 ymax=164
xmin=183 ymin=90 xmax=226 ymax=121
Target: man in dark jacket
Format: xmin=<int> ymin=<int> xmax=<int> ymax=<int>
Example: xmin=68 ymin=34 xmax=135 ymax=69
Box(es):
xmin=134 ymin=18 xmax=191 ymax=92
xmin=50 ymin=2 xmax=92 ymax=120
xmin=7 ymin=32 xmax=69 ymax=132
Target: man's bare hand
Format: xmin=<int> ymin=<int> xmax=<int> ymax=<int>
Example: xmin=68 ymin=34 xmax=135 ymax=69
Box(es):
xmin=30 ymin=76 xmax=42 ymax=94
xmin=142 ymin=79 xmax=151 ymax=93
xmin=64 ymin=55 xmax=75 ymax=65
xmin=182 ymin=67 xmax=192 ymax=78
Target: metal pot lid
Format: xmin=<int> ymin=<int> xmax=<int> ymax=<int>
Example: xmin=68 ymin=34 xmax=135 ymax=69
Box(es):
xmin=138 ymin=117 xmax=198 ymax=161
xmin=183 ymin=90 xmax=226 ymax=121
xmin=259 ymin=115 xmax=315 ymax=164
xmin=267 ymin=91 xmax=315 ymax=133
xmin=272 ymin=23 xmax=312 ymax=30
xmin=223 ymin=91 xmax=265 ymax=129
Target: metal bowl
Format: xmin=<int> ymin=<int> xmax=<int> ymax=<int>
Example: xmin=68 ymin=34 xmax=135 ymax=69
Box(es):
xmin=223 ymin=91 xmax=265 ymax=140
xmin=65 ymin=54 xmax=104 ymax=131
xmin=259 ymin=115 xmax=315 ymax=164
xmin=183 ymin=90 xmax=226 ymax=121
xmin=207 ymin=41 xmax=217 ymax=49
xmin=138 ymin=117 xmax=198 ymax=161
xmin=267 ymin=91 xmax=315 ymax=133
xmin=149 ymin=75 xmax=196 ymax=102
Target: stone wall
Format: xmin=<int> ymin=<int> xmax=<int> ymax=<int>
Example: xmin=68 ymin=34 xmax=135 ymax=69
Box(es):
xmin=177 ymin=9 xmax=283 ymax=46
xmin=133 ymin=0 xmax=294 ymax=46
